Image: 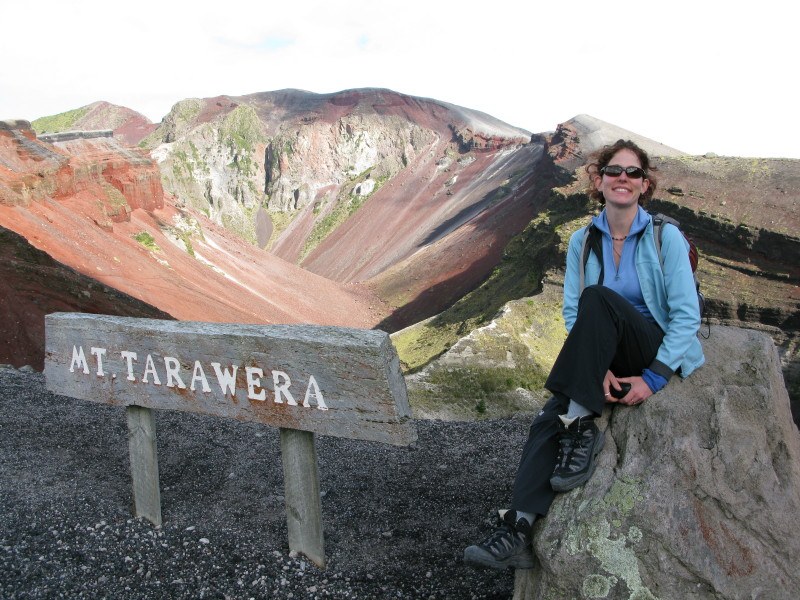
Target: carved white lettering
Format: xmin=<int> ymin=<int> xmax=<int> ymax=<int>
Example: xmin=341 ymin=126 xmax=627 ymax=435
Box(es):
xmin=142 ymin=354 xmax=161 ymax=386
xmin=90 ymin=347 xmax=106 ymax=376
xmin=120 ymin=351 xmax=137 ymax=381
xmin=66 ymin=345 xmax=328 ymax=410
xmin=69 ymin=345 xmax=89 ymax=374
xmin=211 ymin=363 xmax=237 ymax=396
xmin=190 ymin=361 xmax=211 ymax=393
xmin=272 ymin=370 xmax=297 ymax=406
xmin=164 ymin=356 xmax=186 ymax=389
xmin=304 ymin=375 xmax=328 ymax=410
xmin=246 ymin=367 xmax=266 ymax=401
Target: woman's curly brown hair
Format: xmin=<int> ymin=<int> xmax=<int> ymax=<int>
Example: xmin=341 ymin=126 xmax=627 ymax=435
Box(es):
xmin=585 ymin=139 xmax=658 ymax=206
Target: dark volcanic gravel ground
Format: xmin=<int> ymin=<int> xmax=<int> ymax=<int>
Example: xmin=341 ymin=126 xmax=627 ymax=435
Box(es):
xmin=0 ymin=366 xmax=531 ymax=599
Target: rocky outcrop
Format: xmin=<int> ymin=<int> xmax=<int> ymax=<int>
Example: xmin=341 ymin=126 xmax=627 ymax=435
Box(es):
xmin=0 ymin=124 xmax=68 ymax=206
xmin=263 ymin=114 xmax=436 ymax=213
xmin=450 ymin=124 xmax=530 ymax=152
xmin=1 ymin=119 xmax=33 ymax=131
xmin=515 ymin=326 xmax=800 ymax=599
xmin=0 ymin=120 xmax=163 ymax=217
xmin=546 ymin=115 xmax=685 ymax=170
xmin=150 ymin=102 xmax=268 ymax=244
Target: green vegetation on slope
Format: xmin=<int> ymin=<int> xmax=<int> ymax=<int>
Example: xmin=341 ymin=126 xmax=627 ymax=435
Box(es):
xmin=392 ymin=190 xmax=592 ymax=373
xmin=220 ymin=105 xmax=265 ymax=178
xmin=139 ymin=98 xmax=203 ymax=150
xmin=133 ymin=231 xmax=160 ymax=252
xmin=300 ymin=172 xmax=388 ymax=261
xmin=31 ymin=106 xmax=91 ymax=133
xmin=411 ymin=363 xmax=549 ymax=418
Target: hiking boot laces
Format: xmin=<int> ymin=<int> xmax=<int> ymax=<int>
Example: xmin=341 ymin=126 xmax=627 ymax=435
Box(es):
xmin=555 ymin=426 xmax=584 ymax=473
xmin=551 ymin=417 xmax=604 ymax=492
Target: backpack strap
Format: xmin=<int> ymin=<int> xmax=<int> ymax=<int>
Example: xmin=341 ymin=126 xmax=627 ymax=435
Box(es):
xmin=579 ymin=225 xmax=589 ymax=292
xmin=579 ymin=223 xmax=604 ymax=292
xmin=650 ymin=212 xmax=680 ymax=271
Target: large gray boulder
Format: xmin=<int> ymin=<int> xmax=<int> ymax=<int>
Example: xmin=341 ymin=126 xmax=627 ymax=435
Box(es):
xmin=515 ymin=326 xmax=800 ymax=599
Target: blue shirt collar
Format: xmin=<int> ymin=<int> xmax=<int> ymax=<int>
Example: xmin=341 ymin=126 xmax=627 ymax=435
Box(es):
xmin=592 ymin=206 xmax=650 ymax=238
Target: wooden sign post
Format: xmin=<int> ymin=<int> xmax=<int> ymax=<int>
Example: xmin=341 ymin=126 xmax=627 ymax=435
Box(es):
xmin=44 ymin=313 xmax=416 ymax=568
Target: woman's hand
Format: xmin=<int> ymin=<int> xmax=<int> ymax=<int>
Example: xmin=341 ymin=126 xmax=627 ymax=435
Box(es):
xmin=604 ymin=371 xmax=653 ymax=406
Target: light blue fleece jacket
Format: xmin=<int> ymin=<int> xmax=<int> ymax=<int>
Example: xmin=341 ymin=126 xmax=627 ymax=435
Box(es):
xmin=563 ymin=207 xmax=705 ymax=380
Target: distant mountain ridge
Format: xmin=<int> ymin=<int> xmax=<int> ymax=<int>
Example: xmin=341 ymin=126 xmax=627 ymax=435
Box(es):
xmin=31 ymin=101 xmax=156 ymax=146
xmin=1 ymin=88 xmax=798 ymax=422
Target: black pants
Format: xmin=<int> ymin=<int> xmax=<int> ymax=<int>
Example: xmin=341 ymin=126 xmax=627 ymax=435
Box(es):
xmin=510 ymin=285 xmax=664 ymax=516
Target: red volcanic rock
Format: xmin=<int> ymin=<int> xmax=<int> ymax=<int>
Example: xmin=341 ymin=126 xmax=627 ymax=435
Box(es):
xmin=545 ymin=121 xmax=582 ymax=165
xmin=0 ymin=122 xmax=69 ymax=207
xmin=2 ymin=122 xmax=163 ymax=218
xmin=55 ymin=138 xmax=165 ymax=214
xmin=0 ymin=119 xmax=386 ymax=368
xmin=112 ymin=114 xmax=158 ymax=146
xmin=0 ymin=225 xmax=173 ymax=370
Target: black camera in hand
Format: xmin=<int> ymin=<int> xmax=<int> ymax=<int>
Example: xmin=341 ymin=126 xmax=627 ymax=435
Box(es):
xmin=609 ymin=382 xmax=631 ymax=399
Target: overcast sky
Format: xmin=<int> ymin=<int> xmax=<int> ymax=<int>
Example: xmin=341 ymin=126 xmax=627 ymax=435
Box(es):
xmin=1 ymin=1 xmax=797 ymax=158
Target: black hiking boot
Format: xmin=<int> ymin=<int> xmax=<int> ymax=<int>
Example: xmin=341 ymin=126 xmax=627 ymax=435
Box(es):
xmin=463 ymin=510 xmax=534 ymax=570
xmin=549 ymin=415 xmax=605 ymax=492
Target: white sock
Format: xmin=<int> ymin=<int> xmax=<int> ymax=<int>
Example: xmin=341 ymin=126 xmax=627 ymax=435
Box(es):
xmin=565 ymin=399 xmax=592 ymax=419
xmin=559 ymin=414 xmax=578 ymax=427
xmin=516 ymin=511 xmax=536 ymax=526
xmin=500 ymin=509 xmax=536 ymax=526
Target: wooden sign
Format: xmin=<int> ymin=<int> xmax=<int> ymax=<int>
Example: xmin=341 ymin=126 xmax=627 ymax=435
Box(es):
xmin=44 ymin=313 xmax=416 ymax=567
xmin=44 ymin=313 xmax=415 ymax=445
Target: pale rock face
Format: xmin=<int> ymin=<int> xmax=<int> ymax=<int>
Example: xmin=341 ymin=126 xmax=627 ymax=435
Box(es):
xmin=265 ymin=115 xmax=435 ymax=212
xmin=354 ymin=179 xmax=375 ymax=197
xmin=157 ymin=114 xmax=268 ymax=243
xmin=515 ymin=326 xmax=800 ymax=600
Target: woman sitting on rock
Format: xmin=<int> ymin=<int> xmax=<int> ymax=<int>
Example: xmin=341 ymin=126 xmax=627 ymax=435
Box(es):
xmin=464 ymin=138 xmax=705 ymax=570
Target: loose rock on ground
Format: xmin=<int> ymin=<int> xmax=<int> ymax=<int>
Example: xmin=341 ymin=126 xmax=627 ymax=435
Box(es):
xmin=0 ymin=367 xmax=531 ymax=599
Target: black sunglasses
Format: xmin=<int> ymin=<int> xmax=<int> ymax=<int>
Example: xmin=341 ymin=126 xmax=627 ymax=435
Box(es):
xmin=600 ymin=165 xmax=647 ymax=179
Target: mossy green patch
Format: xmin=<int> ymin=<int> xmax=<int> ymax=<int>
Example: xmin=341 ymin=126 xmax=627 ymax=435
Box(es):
xmin=572 ymin=517 xmax=656 ymax=599
xmin=134 ymin=231 xmax=160 ymax=252
xmin=415 ymin=364 xmax=546 ymax=402
xmin=138 ymin=128 xmax=164 ymax=150
xmin=604 ymin=477 xmax=645 ymax=516
xmin=101 ymin=182 xmax=128 ymax=207
xmin=402 ymin=289 xmax=569 ymax=417
xmin=582 ymin=574 xmax=613 ymax=598
xmin=171 ymin=99 xmax=202 ymax=128
xmin=220 ymin=105 xmax=264 ymax=156
xmin=31 ymin=106 xmax=91 ymax=134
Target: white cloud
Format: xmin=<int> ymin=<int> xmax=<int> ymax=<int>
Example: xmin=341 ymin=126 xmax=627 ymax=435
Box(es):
xmin=1 ymin=0 xmax=797 ymax=158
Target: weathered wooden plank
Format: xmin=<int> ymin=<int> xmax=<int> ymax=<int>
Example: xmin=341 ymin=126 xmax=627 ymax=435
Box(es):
xmin=44 ymin=313 xmax=416 ymax=446
xmin=126 ymin=405 xmax=162 ymax=526
xmin=280 ymin=428 xmax=325 ymax=567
